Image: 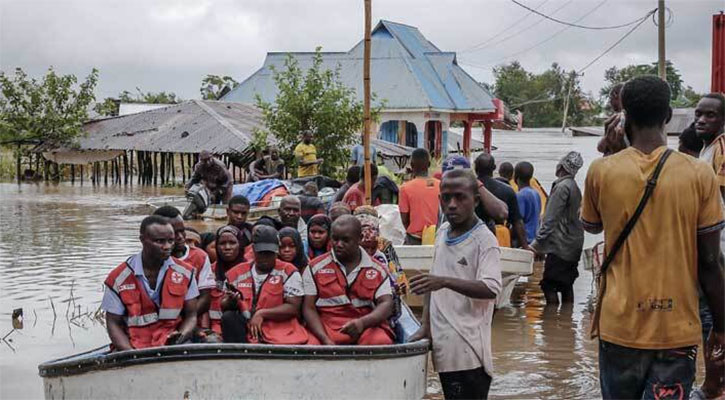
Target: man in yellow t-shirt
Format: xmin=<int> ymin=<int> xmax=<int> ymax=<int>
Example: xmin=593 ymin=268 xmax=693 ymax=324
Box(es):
xmin=293 ymin=130 xmax=323 ymax=177
xmin=581 ymin=76 xmax=725 ymax=400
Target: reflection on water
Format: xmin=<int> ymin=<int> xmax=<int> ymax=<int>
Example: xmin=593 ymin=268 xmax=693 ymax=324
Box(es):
xmin=0 ymin=131 xmax=683 ymax=399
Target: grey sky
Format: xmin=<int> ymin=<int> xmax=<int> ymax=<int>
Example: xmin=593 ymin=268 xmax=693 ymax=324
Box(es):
xmin=1 ymin=0 xmax=721 ymax=101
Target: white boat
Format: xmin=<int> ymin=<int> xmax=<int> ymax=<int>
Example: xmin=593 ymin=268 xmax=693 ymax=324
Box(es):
xmin=395 ymin=245 xmax=534 ymax=309
xmin=39 ymin=306 xmax=428 ymax=400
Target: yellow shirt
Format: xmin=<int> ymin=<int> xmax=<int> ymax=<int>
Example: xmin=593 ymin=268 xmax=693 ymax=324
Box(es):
xmin=581 ymin=146 xmax=724 ymax=349
xmin=294 ymin=142 xmax=318 ymax=177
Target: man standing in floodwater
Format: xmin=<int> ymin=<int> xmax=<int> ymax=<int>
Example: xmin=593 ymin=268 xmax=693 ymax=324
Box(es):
xmin=410 ymin=169 xmax=502 ymax=400
xmin=514 ymin=162 xmax=540 ymax=244
xmin=102 ymin=216 xmax=199 ymax=350
xmin=581 ymin=76 xmax=725 ymax=399
xmin=530 ymin=152 xmax=584 ymax=304
xmin=185 ymin=150 xmax=233 ymax=204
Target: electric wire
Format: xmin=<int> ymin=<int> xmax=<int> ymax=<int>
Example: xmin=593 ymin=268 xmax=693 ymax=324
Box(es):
xmin=509 ymin=0 xmax=657 ymax=30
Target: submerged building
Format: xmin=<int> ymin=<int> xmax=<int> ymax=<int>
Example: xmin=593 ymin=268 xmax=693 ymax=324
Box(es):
xmin=223 ymin=20 xmax=505 ymax=157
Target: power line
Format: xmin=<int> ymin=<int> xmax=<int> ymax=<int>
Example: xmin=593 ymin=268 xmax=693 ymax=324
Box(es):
xmin=577 ymin=9 xmax=655 ymax=73
xmin=462 ymin=0 xmax=574 ymax=54
xmin=509 ymin=0 xmax=656 ymax=30
xmin=459 ymin=0 xmax=551 ymax=53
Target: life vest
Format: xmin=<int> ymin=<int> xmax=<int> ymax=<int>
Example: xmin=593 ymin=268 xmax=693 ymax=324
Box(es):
xmin=308 ymin=252 xmax=393 ymax=343
xmin=176 ymin=247 xmax=211 ymax=329
xmin=225 ymin=260 xmax=309 ymax=344
xmin=104 ymin=258 xmax=193 ymax=349
xmin=207 ymin=262 xmax=226 ymax=334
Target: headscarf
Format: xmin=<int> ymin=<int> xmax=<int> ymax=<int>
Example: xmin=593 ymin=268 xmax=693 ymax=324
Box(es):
xmin=307 ymin=214 xmax=332 ymax=257
xmin=214 ymin=225 xmax=246 ymax=282
xmin=279 ymin=227 xmax=308 ymax=271
xmin=184 ymin=227 xmax=201 ymax=247
xmin=200 ymin=232 xmax=216 ymax=250
xmin=559 ymin=151 xmax=584 ymax=176
xmin=354 ymin=211 xmax=380 ymax=257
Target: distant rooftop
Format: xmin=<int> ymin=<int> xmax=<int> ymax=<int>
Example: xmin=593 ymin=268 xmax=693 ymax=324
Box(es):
xmin=223 ymin=20 xmax=495 ymax=113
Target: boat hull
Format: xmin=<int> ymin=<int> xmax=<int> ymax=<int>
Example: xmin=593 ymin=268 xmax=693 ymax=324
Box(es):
xmin=41 ymin=342 xmax=429 ymax=400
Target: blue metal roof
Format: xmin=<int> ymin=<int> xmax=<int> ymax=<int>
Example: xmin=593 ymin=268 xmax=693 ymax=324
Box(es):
xmin=223 ymin=20 xmax=495 ymax=113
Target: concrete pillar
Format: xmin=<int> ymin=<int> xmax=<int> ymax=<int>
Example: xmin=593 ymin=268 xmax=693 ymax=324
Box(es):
xmin=483 ymin=121 xmax=493 ymax=153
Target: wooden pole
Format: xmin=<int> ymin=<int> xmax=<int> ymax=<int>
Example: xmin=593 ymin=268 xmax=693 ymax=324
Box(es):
xmin=123 ymin=152 xmax=129 ymax=185
xmin=71 ymin=165 xmax=75 ymax=184
xmin=181 ymin=153 xmax=186 ymax=183
xmin=153 ymin=152 xmax=158 ymax=185
xmin=171 ymin=153 xmax=176 ymax=184
xmin=362 ymin=0 xmax=372 ymax=205
xmin=104 ymin=161 xmax=108 ymax=185
xmin=80 ymin=165 xmax=84 ymax=185
xmin=657 ymin=0 xmax=666 ymax=80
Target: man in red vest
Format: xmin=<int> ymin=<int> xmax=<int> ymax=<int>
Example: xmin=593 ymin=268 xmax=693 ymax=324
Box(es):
xmin=302 ymin=215 xmax=394 ymax=345
xmin=153 ymin=206 xmax=215 ymax=324
xmin=220 ymin=225 xmax=309 ymax=344
xmin=101 ymin=216 xmax=199 ymax=350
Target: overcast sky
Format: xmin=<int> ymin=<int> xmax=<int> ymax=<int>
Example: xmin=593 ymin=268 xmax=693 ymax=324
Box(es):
xmin=1 ymin=0 xmax=721 ymax=102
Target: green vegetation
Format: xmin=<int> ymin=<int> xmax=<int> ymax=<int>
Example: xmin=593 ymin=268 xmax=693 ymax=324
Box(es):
xmin=200 ymin=75 xmax=239 ymax=100
xmin=94 ymin=89 xmax=180 ymax=117
xmin=491 ymin=62 xmax=598 ymax=128
xmin=255 ymin=48 xmax=381 ymax=178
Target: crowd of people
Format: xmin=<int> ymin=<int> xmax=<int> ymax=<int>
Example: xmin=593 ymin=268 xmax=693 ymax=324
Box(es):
xmin=101 ymin=75 xmax=725 ymax=400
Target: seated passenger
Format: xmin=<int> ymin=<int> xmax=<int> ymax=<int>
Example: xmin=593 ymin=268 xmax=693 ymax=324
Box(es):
xmin=307 ymin=214 xmax=332 ymax=259
xmin=279 ymin=227 xmax=309 ymax=272
xmin=302 ymin=215 xmax=394 ymax=345
xmin=102 ymin=216 xmax=199 ymax=350
xmin=221 ymin=225 xmax=309 ymax=344
xmin=206 ymin=225 xmax=247 ymax=334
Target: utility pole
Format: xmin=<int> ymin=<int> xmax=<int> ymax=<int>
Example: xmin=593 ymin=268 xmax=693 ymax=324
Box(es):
xmin=657 ymin=0 xmax=666 ymax=80
xmin=362 ymin=0 xmax=372 ymax=205
xmin=561 ymin=71 xmax=575 ymax=133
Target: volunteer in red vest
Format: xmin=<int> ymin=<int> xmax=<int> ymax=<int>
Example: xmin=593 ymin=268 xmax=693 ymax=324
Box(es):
xmin=220 ymin=225 xmax=309 ymax=344
xmin=153 ymin=206 xmax=215 ymax=326
xmin=101 ymin=216 xmax=199 ymax=350
xmin=206 ymin=225 xmax=247 ymax=334
xmin=302 ymin=215 xmax=394 ymax=345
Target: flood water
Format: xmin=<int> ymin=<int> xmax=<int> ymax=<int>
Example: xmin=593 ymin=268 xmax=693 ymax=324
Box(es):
xmin=0 ymin=130 xmax=686 ymax=399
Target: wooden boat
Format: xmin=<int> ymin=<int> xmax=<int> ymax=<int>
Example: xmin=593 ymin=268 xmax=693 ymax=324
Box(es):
xmin=39 ymin=306 xmax=428 ymax=400
xmin=395 ymin=245 xmax=534 ymax=309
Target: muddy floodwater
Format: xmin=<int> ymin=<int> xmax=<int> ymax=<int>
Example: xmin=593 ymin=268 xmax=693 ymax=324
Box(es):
xmin=1 ymin=130 xmax=688 ymax=399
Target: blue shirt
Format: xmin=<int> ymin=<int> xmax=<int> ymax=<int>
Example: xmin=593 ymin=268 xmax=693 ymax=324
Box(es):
xmin=101 ymin=253 xmax=199 ymax=316
xmin=516 ymin=187 xmax=541 ymax=244
xmin=351 ymin=144 xmax=377 ymax=166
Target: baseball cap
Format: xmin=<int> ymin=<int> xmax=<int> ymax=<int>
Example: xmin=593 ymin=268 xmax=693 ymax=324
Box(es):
xmin=252 ymin=225 xmax=280 ymax=253
xmin=441 ymin=155 xmax=471 ymax=173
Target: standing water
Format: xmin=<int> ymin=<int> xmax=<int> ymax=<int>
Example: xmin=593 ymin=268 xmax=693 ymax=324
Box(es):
xmin=0 ymin=130 xmax=685 ymax=399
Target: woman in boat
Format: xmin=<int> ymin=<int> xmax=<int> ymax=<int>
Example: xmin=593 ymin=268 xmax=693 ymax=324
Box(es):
xmin=279 ymin=227 xmax=309 ymax=272
xmin=200 ymin=232 xmax=217 ymax=264
xmin=307 ymin=214 xmax=332 ymax=259
xmin=221 ymin=225 xmax=309 ymax=344
xmin=204 ymin=226 xmax=246 ymax=335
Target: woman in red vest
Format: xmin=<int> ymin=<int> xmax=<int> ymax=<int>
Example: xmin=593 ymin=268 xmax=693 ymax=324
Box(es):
xmin=221 ymin=225 xmax=309 ymax=344
xmin=206 ymin=225 xmax=246 ymax=334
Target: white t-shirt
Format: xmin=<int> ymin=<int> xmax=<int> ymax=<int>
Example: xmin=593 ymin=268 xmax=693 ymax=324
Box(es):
xmin=251 ymin=266 xmax=304 ymax=298
xmin=302 ymin=249 xmax=392 ymax=299
xmin=429 ymin=221 xmax=502 ymax=376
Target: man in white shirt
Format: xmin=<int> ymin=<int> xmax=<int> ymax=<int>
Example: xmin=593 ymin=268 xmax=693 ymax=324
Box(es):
xmin=410 ymin=169 xmax=502 ymax=400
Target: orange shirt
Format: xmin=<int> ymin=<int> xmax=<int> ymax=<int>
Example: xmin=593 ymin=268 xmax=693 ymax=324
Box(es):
xmin=398 ymin=176 xmax=440 ymax=237
xmin=342 ymin=182 xmax=380 ymax=211
xmin=581 ymin=146 xmax=724 ymax=349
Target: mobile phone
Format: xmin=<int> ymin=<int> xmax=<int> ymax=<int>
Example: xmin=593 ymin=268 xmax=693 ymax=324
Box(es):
xmin=225 ymin=281 xmax=242 ymax=297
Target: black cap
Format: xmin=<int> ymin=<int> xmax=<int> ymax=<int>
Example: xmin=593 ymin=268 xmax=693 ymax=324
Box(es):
xmin=252 ymin=225 xmax=279 ymax=253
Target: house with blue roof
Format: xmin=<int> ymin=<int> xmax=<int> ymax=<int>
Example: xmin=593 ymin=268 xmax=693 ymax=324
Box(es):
xmin=223 ymin=20 xmax=504 ymax=158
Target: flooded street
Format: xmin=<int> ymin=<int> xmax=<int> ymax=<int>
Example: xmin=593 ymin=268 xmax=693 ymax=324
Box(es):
xmin=0 ymin=130 xmax=684 ymax=399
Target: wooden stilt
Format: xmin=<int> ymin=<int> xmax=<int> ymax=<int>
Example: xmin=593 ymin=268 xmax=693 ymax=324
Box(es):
xmin=80 ymin=165 xmax=84 ymax=185
xmin=137 ymin=151 xmax=142 ymax=185
xmin=71 ymin=165 xmax=75 ymax=184
xmin=153 ymin=152 xmax=158 ymax=185
xmin=123 ymin=153 xmax=129 ymax=185
xmin=181 ymin=153 xmax=186 ymax=183
xmin=171 ymin=153 xmax=176 ymax=184
xmin=128 ymin=151 xmax=132 ymax=186
xmin=104 ymin=161 xmax=108 ymax=185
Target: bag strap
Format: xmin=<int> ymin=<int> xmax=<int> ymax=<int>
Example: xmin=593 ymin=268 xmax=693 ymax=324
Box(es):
xmin=598 ymin=148 xmax=673 ymax=276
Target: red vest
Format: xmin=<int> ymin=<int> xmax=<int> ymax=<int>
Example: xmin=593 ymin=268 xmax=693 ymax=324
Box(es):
xmin=225 ymin=260 xmax=309 ymax=344
xmin=175 ymin=246 xmax=208 ymax=281
xmin=104 ymin=258 xmax=193 ymax=349
xmin=309 ymin=252 xmax=392 ymax=333
xmin=207 ymin=262 xmax=225 ymax=334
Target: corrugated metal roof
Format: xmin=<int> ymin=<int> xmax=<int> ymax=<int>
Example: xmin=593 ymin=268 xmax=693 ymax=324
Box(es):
xmin=72 ymin=100 xmax=263 ymax=153
xmin=223 ymin=20 xmax=495 ymax=113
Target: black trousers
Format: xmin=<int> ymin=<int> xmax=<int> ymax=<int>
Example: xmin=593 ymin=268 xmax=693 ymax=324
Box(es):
xmin=221 ymin=310 xmax=248 ymax=343
xmin=439 ymin=367 xmax=492 ymax=400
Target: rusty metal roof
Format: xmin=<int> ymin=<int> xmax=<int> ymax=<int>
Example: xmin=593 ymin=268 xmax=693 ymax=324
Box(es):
xmin=75 ymin=100 xmax=264 ymax=154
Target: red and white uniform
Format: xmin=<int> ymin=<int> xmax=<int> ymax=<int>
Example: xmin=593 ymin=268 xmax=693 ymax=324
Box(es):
xmin=302 ymin=249 xmax=394 ymax=345
xmin=103 ymin=257 xmax=195 ymax=349
xmin=175 ymin=245 xmax=214 ymax=329
xmin=226 ymin=260 xmax=309 ymax=344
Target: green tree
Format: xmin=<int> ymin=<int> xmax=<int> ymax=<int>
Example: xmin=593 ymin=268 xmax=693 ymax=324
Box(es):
xmin=671 ymin=85 xmax=703 ymax=108
xmin=200 ymin=74 xmax=238 ymax=100
xmin=0 ymin=67 xmax=98 ymax=180
xmin=600 ymin=60 xmax=683 ymax=101
xmin=255 ymin=48 xmax=380 ymax=177
xmin=492 ymin=62 xmax=596 ymax=127
xmin=93 ymin=97 xmax=120 ymax=117
xmin=95 ymin=88 xmax=179 ymax=117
